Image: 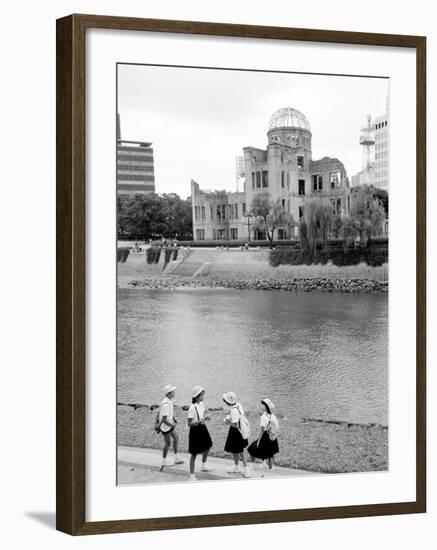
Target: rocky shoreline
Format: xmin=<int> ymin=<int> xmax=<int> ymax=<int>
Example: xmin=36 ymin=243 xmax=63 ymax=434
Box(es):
xmin=127 ymin=275 xmax=388 ymax=293
xmin=118 ymin=405 xmax=388 ymax=473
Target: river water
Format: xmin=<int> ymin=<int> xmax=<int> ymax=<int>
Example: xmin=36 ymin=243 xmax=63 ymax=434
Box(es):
xmin=118 ymin=289 xmax=388 ymax=425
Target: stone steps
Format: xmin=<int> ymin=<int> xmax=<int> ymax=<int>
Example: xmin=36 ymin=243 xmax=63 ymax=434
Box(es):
xmin=171 ymin=249 xmax=219 ymax=276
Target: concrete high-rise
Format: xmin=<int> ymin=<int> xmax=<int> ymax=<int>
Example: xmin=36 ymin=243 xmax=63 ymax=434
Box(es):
xmin=374 ymin=113 xmax=389 ymax=190
xmin=116 ymin=114 xmax=156 ymax=195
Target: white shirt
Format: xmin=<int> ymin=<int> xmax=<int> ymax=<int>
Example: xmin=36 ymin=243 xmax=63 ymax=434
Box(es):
xmin=260 ymin=412 xmax=270 ymax=428
xmin=260 ymin=412 xmax=279 ymax=430
xmin=187 ymin=402 xmax=205 ymax=421
xmin=159 ymin=396 xmax=174 ymax=433
xmin=230 ymin=403 xmax=244 ymax=424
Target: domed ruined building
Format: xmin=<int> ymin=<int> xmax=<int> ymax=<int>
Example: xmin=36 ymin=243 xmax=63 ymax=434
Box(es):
xmin=191 ymin=107 xmax=350 ymax=241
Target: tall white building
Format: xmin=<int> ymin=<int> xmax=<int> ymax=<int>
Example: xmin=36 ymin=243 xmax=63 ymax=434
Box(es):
xmin=374 ymin=113 xmax=389 ymax=190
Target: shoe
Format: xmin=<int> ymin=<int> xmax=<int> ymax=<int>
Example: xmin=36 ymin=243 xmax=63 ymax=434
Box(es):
xmin=174 ymin=454 xmax=185 ymax=464
xmin=242 ymin=466 xmax=252 ymax=478
xmin=162 ymin=457 xmax=175 ymax=467
xmin=227 ymin=464 xmax=240 ymax=474
xmin=200 ymin=464 xmax=213 ymax=472
xmin=189 ymin=474 xmax=196 ymax=481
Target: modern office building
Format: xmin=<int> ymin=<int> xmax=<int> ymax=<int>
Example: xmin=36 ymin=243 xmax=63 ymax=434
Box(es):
xmin=192 ymin=107 xmax=350 ymax=241
xmin=374 ymin=113 xmax=389 ymax=190
xmin=116 ymin=114 xmax=156 ymax=195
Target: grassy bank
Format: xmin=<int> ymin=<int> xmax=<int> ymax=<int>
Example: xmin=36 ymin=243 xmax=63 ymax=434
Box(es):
xmin=118 ymin=405 xmax=388 ymax=473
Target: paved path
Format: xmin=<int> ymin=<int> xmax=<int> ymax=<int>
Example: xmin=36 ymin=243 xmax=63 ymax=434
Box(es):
xmin=118 ymin=446 xmax=314 ymax=485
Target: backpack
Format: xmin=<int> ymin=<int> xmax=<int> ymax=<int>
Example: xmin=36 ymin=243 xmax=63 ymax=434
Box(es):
xmin=154 ymin=401 xmax=168 ymax=434
xmin=236 ymin=404 xmax=251 ymax=440
xmin=154 ymin=409 xmax=162 ymax=434
xmin=266 ymin=414 xmax=280 ymax=441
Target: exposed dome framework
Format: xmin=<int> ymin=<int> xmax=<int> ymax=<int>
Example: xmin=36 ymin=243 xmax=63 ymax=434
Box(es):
xmin=268 ymin=107 xmax=311 ymax=132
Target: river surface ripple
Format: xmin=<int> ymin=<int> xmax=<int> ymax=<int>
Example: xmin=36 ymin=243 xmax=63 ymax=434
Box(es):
xmin=117 ymin=288 xmax=388 ymax=425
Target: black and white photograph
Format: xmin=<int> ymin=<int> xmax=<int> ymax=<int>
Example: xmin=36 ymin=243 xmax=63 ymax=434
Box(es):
xmin=116 ymin=63 xmax=390 ymax=486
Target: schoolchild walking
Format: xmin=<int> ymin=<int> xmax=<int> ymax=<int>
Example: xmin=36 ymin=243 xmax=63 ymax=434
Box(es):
xmin=187 ymin=385 xmax=213 ymax=481
xmin=156 ymin=384 xmax=185 ymax=468
xmin=222 ymin=391 xmax=251 ymax=478
xmin=247 ymin=398 xmax=279 ymax=471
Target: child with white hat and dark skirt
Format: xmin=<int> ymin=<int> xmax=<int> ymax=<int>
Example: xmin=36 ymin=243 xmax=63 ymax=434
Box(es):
xmin=187 ymin=385 xmax=213 ymax=481
xmin=247 ymin=398 xmax=279 ymax=471
xmin=223 ymin=391 xmax=251 ymax=478
xmin=158 ymin=384 xmax=185 ymax=468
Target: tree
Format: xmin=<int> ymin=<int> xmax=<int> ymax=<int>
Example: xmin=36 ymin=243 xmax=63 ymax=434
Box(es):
xmin=350 ymin=185 xmax=386 ymax=246
xmin=339 ymin=216 xmax=358 ymax=251
xmin=303 ymin=198 xmax=333 ymax=257
xmin=117 ymin=192 xmax=193 ymax=240
xmin=299 ymin=218 xmax=309 ymax=254
xmin=330 ymin=215 xmax=343 ymax=239
xmin=250 ymin=192 xmax=293 ymax=248
xmin=372 ymin=187 xmax=389 ymax=216
xmin=160 ymin=193 xmax=193 ymax=239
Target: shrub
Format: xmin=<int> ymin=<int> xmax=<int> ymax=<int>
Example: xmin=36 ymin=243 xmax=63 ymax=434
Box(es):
xmin=164 ymin=247 xmax=174 ymax=266
xmin=312 ymin=250 xmax=329 ymax=265
xmin=269 ymin=242 xmax=388 ymax=267
xmin=117 ymin=247 xmax=130 ymax=263
xmin=363 ymin=247 xmax=388 ymax=267
xmin=146 ymin=246 xmax=161 ymax=264
xmin=330 ymin=249 xmax=362 ymax=266
xmin=368 ymin=237 xmax=388 ymax=246
xmin=269 ymin=247 xmax=306 ymax=267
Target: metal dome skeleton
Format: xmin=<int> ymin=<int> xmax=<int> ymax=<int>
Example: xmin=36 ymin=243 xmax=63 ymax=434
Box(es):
xmin=268 ymin=107 xmax=311 ymax=133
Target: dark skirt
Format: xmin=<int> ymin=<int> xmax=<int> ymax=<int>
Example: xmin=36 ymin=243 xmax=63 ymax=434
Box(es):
xmin=189 ymin=423 xmax=212 ymax=455
xmin=224 ymin=426 xmax=248 ymax=454
xmin=248 ymin=431 xmax=279 ymax=460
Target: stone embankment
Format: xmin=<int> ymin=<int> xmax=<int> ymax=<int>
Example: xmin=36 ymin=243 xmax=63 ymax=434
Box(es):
xmin=128 ymin=275 xmax=388 ymax=293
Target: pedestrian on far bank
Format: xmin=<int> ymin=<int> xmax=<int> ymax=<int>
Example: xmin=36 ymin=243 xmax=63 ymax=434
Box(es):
xmin=157 ymin=385 xmax=185 ymax=468
xmin=247 ymin=398 xmax=279 ymax=471
xmin=223 ymin=391 xmax=251 ymax=478
xmin=187 ymin=386 xmax=213 ymax=481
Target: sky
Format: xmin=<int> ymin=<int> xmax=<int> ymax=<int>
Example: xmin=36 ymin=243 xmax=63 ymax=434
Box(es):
xmin=117 ymin=64 xmax=388 ymax=199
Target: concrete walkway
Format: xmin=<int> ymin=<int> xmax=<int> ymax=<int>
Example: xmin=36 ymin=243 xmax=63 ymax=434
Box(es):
xmin=118 ymin=446 xmax=314 ymax=485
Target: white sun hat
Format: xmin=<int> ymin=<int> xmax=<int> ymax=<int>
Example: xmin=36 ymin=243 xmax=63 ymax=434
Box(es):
xmin=261 ymin=398 xmax=275 ymax=412
xmin=192 ymin=385 xmax=205 ymax=399
xmin=222 ymin=391 xmax=237 ymax=405
xmin=163 ymin=384 xmax=177 ymax=395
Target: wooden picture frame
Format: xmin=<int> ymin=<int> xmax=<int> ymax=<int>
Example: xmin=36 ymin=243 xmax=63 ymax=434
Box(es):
xmin=56 ymin=13 xmax=426 ymax=535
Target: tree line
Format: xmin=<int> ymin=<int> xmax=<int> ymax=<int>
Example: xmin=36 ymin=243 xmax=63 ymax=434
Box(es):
xmin=117 ymin=186 xmax=387 ymax=256
xmin=250 ymin=185 xmax=387 ymax=253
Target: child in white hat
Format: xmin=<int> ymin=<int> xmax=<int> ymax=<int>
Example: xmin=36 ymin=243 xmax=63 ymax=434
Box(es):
xmin=247 ymin=398 xmax=279 ymax=471
xmin=187 ymin=385 xmax=213 ymax=481
xmin=223 ymin=391 xmax=251 ymax=478
xmin=158 ymin=384 xmax=184 ymax=467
